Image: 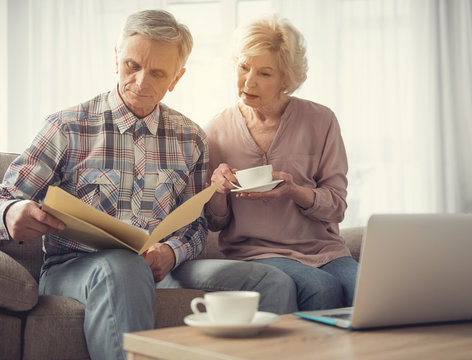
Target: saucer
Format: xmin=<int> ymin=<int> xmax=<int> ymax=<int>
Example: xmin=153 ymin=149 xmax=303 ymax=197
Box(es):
xmin=184 ymin=311 xmax=280 ymax=337
xmin=230 ymin=179 xmax=283 ymax=193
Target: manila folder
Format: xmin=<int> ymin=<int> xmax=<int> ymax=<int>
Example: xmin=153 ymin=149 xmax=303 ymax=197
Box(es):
xmin=41 ymin=181 xmax=220 ymax=254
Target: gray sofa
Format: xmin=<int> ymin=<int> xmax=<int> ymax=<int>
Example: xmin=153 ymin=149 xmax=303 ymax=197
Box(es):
xmin=0 ymin=151 xmax=364 ymax=360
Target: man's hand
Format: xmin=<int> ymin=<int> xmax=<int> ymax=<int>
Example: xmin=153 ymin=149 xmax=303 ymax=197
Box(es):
xmin=5 ymin=200 xmax=65 ymax=242
xmin=144 ymin=243 xmax=176 ymax=282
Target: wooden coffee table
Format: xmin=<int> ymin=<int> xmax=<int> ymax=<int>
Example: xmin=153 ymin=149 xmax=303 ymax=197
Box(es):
xmin=124 ymin=314 xmax=472 ymax=360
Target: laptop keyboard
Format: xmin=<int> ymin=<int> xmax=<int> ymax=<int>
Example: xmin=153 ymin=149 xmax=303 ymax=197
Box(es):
xmin=323 ymin=313 xmax=352 ymax=320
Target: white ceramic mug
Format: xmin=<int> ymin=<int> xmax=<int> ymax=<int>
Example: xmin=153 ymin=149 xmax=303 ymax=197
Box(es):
xmin=190 ymin=291 xmax=260 ymax=325
xmin=235 ymin=164 xmax=273 ymax=188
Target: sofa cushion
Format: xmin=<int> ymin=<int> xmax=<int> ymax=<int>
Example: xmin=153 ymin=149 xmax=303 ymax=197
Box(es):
xmin=0 ymin=152 xmax=19 ymax=179
xmin=0 ymin=238 xmax=44 ymax=282
xmin=0 ymin=250 xmax=38 ymax=311
xmin=197 ymin=230 xmax=225 ymax=260
xmin=0 ymin=313 xmax=22 ymax=360
xmin=153 ymin=288 xmax=205 ymax=328
xmin=341 ymin=226 xmax=364 ymax=262
xmin=23 ymin=295 xmax=89 ymax=360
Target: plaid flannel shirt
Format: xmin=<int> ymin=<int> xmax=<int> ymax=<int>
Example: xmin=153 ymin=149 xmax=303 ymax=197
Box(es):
xmin=0 ymin=87 xmax=209 ymax=267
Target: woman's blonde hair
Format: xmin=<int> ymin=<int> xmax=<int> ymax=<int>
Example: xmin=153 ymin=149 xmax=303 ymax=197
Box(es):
xmin=232 ymin=14 xmax=308 ymax=94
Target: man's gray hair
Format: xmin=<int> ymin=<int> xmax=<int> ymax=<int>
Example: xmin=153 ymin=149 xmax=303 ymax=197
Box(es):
xmin=117 ymin=9 xmax=193 ymax=72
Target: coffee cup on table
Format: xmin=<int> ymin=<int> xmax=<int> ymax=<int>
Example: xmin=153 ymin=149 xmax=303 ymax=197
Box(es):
xmin=190 ymin=291 xmax=260 ymax=325
xmin=234 ymin=164 xmax=273 ymax=188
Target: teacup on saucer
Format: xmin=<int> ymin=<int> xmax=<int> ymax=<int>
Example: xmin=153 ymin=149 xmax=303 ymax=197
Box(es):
xmin=230 ymin=179 xmax=283 ymax=193
xmin=234 ymin=165 xmax=273 ymax=189
xmin=184 ymin=311 xmax=280 ymax=337
xmin=190 ymin=291 xmax=260 ymax=325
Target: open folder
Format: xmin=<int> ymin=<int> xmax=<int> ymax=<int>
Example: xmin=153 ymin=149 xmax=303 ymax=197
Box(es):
xmin=40 ymin=181 xmax=220 ymax=255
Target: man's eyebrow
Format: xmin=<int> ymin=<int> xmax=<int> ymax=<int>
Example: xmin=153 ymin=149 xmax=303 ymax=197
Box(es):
xmin=124 ymin=58 xmax=140 ymax=65
xmin=123 ymin=58 xmax=168 ymax=76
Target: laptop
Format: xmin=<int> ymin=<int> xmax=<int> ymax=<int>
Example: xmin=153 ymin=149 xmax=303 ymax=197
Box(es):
xmin=294 ymin=213 xmax=472 ymax=329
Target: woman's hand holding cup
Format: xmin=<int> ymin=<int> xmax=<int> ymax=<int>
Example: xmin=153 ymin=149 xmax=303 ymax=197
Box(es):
xmin=211 ymin=163 xmax=239 ymax=194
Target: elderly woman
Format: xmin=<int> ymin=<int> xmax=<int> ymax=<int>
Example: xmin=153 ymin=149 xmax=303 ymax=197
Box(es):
xmin=205 ymin=15 xmax=359 ymax=311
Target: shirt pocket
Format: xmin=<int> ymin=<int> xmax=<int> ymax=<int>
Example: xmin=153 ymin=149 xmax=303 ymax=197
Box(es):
xmin=76 ymin=168 xmax=121 ymax=216
xmin=152 ymin=169 xmax=189 ymax=218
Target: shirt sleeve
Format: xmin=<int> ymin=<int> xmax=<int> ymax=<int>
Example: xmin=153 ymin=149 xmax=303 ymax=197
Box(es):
xmin=0 ymin=116 xmax=68 ymax=240
xmin=204 ymin=200 xmax=232 ymax=232
xmin=299 ymin=113 xmax=348 ymax=223
xmin=163 ymin=131 xmax=210 ymax=268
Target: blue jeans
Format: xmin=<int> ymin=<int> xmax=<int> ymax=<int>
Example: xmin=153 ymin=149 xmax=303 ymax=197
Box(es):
xmin=157 ymin=259 xmax=298 ymax=314
xmin=39 ymin=250 xmax=298 ymax=360
xmin=250 ymin=256 xmax=359 ymax=311
xmin=39 ymin=249 xmax=155 ymax=360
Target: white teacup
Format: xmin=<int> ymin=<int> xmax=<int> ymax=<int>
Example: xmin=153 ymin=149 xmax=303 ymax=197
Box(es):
xmin=190 ymin=291 xmax=260 ymax=325
xmin=235 ymin=164 xmax=273 ymax=188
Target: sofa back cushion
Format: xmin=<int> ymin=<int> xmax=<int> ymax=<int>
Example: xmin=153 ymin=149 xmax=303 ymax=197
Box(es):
xmin=0 ymin=152 xmax=19 ymax=180
xmin=0 ymin=152 xmax=44 ymax=282
xmin=0 ymin=250 xmax=39 ymax=311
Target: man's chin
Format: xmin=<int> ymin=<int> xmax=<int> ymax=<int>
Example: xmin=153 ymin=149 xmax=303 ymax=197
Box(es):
xmin=126 ymin=102 xmax=158 ymax=118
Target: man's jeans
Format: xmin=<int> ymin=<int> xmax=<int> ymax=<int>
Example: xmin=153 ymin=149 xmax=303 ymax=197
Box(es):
xmin=157 ymin=258 xmax=298 ymax=314
xmin=250 ymin=256 xmax=359 ymax=310
xmin=39 ymin=249 xmax=298 ymax=360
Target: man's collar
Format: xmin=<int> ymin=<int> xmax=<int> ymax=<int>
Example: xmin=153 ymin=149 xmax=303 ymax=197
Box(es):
xmin=110 ymin=86 xmax=159 ymax=135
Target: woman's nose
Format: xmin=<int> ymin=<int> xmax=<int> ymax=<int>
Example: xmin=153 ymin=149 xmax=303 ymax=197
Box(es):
xmin=245 ymin=70 xmax=256 ymax=88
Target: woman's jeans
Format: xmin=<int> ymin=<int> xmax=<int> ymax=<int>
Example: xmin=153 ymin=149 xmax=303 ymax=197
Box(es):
xmin=157 ymin=258 xmax=298 ymax=314
xmin=250 ymin=256 xmax=359 ymax=310
xmin=39 ymin=249 xmax=298 ymax=360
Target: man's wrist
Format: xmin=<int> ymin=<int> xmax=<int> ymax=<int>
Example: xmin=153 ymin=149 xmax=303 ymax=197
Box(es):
xmin=2 ymin=199 xmax=23 ymax=241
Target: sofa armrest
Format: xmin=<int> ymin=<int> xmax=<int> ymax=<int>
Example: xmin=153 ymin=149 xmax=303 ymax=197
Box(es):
xmin=0 ymin=250 xmax=38 ymax=311
xmin=340 ymin=227 xmax=364 ymax=262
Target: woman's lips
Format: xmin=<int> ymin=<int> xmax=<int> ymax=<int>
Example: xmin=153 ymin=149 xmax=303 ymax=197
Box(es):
xmin=243 ymin=92 xmax=258 ymax=99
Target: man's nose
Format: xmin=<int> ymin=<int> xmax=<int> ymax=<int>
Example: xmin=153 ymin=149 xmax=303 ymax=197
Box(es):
xmin=135 ymin=71 xmax=150 ymax=88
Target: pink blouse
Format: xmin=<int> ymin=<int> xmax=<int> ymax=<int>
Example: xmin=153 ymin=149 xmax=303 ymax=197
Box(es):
xmin=204 ymin=97 xmax=352 ymax=267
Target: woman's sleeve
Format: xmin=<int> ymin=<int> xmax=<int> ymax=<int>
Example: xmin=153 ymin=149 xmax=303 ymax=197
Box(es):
xmin=203 ymin=158 xmax=233 ymax=231
xmin=299 ymin=114 xmax=348 ymax=223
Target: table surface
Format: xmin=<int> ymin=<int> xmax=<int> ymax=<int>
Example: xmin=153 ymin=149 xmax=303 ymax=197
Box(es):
xmin=124 ymin=314 xmax=472 ymax=360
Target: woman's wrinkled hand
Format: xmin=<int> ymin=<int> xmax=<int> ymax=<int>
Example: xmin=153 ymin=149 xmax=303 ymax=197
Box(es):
xmin=211 ymin=163 xmax=239 ymax=194
xmin=236 ymin=170 xmax=315 ymax=209
xmin=235 ymin=171 xmax=293 ymax=201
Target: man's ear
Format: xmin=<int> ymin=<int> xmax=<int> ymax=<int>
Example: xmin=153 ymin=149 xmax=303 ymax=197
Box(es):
xmin=169 ymin=68 xmax=186 ymax=92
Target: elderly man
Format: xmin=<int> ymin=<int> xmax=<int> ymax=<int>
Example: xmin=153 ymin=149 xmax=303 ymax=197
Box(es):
xmin=0 ymin=9 xmax=297 ymax=360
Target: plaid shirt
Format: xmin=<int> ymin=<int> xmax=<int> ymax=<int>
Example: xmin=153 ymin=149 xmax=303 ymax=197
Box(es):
xmin=0 ymin=87 xmax=209 ymax=267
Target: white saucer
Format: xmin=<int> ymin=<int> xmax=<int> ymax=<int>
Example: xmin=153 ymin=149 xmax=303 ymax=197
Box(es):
xmin=230 ymin=179 xmax=283 ymax=193
xmin=184 ymin=311 xmax=280 ymax=337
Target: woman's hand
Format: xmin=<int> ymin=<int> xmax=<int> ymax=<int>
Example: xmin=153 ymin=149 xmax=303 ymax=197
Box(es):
xmin=211 ymin=163 xmax=239 ymax=194
xmin=236 ymin=171 xmax=315 ymax=209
